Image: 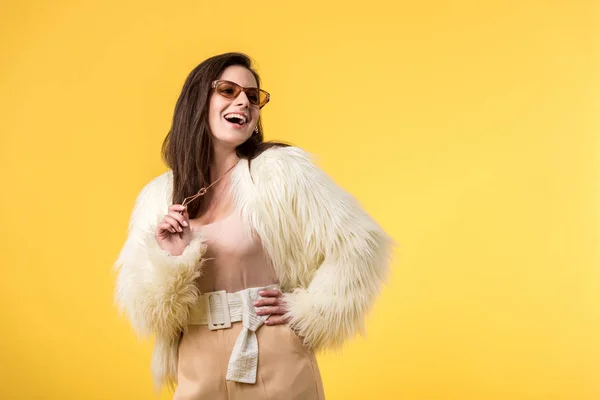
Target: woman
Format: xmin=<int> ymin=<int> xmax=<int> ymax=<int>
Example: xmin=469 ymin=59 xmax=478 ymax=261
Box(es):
xmin=114 ymin=52 xmax=394 ymax=399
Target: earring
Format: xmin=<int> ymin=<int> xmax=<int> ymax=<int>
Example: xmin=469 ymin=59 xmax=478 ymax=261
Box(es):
xmin=253 ymin=126 xmax=259 ymax=134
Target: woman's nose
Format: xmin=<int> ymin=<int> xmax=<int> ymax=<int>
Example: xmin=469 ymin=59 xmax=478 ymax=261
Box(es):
xmin=234 ymin=91 xmax=250 ymax=107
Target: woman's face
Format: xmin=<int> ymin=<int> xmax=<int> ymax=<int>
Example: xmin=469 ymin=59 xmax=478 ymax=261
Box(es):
xmin=208 ymin=65 xmax=260 ymax=149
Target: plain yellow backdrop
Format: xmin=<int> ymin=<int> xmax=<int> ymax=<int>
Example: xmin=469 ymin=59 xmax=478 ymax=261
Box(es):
xmin=1 ymin=1 xmax=598 ymax=399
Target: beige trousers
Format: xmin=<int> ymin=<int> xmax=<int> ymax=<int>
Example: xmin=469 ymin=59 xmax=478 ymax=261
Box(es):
xmin=173 ymin=322 xmax=325 ymax=400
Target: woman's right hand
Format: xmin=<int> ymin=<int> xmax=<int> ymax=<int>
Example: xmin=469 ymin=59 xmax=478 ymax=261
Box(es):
xmin=155 ymin=204 xmax=193 ymax=256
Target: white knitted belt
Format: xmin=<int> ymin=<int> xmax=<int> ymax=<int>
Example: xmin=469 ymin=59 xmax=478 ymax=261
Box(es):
xmin=188 ymin=284 xmax=280 ymax=384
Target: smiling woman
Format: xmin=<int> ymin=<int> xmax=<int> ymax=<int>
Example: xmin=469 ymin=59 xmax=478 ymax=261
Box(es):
xmin=113 ymin=52 xmax=393 ymax=400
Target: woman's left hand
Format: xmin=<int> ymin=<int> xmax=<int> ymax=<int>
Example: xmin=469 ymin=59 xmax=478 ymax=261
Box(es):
xmin=254 ymin=290 xmax=289 ymax=325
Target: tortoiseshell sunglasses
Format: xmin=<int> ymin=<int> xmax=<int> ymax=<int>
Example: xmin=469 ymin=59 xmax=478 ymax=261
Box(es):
xmin=212 ymin=80 xmax=270 ymax=109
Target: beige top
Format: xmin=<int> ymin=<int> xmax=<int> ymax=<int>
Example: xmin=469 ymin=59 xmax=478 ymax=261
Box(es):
xmin=193 ymin=209 xmax=279 ymax=294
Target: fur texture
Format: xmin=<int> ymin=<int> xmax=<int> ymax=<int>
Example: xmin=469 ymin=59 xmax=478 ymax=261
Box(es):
xmin=114 ymin=146 xmax=394 ymax=389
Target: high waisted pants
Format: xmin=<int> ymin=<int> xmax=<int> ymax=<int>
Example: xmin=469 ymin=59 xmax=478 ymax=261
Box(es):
xmin=173 ymin=322 xmax=325 ymax=400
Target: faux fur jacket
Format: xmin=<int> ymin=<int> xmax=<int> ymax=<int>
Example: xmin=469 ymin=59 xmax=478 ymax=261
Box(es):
xmin=114 ymin=145 xmax=394 ymax=389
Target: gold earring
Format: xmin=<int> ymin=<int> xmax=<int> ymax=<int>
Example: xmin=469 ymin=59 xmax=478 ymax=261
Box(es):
xmin=254 ymin=126 xmax=259 ymax=134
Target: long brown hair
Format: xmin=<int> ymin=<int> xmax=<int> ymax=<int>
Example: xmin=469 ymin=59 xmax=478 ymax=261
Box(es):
xmin=161 ymin=52 xmax=289 ymax=218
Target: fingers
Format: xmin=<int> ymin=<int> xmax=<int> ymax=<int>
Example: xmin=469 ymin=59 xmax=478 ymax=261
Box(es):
xmin=253 ymin=297 xmax=281 ymax=307
xmin=169 ymin=204 xmax=187 ymax=214
xmin=156 ymin=203 xmax=192 ymax=243
xmin=255 ymin=305 xmax=286 ymax=316
xmin=265 ymin=315 xmax=289 ymax=325
xmin=258 ymin=290 xmax=282 ymax=298
xmin=255 ymin=290 xmax=286 ymax=317
xmin=158 ymin=204 xmax=190 ymax=234
xmin=163 ymin=215 xmax=184 ymax=233
xmin=168 ymin=205 xmax=189 ymax=223
xmin=167 ymin=211 xmax=188 ymax=229
xmin=253 ymin=290 xmax=289 ymax=325
xmin=157 ymin=221 xmax=177 ymax=235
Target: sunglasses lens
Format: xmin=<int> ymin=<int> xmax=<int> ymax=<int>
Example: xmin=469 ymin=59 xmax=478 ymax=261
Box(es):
xmin=245 ymin=89 xmax=261 ymax=106
xmin=216 ymin=82 xmax=240 ymax=99
xmin=258 ymin=90 xmax=269 ymax=107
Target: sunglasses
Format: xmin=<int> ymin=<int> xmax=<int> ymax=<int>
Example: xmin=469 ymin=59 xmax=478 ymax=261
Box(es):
xmin=212 ymin=80 xmax=270 ymax=108
xmin=181 ymin=188 xmax=207 ymax=208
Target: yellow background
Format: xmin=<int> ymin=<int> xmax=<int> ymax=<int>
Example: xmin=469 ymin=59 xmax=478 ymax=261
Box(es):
xmin=1 ymin=1 xmax=598 ymax=399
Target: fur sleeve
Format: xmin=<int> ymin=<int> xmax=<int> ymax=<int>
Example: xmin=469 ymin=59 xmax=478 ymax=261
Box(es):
xmin=253 ymin=146 xmax=394 ymax=350
xmin=113 ymin=171 xmax=207 ymax=342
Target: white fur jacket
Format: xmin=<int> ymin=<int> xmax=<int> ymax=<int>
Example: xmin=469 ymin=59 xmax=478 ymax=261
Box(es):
xmin=114 ymin=146 xmax=394 ymax=389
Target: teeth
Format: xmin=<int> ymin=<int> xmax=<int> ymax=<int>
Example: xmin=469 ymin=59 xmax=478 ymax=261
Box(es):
xmin=224 ymin=113 xmax=247 ymax=124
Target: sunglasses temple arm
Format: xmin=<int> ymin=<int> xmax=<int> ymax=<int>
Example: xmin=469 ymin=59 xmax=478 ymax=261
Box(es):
xmin=181 ymin=193 xmax=199 ymax=208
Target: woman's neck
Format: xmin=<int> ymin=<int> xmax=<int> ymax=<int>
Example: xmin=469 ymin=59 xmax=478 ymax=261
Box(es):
xmin=210 ymin=146 xmax=240 ymax=183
